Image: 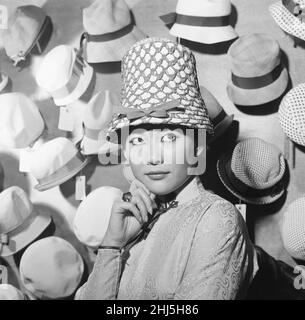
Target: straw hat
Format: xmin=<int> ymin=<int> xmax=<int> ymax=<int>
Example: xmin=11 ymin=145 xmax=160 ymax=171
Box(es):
xmin=80 ymin=0 xmax=146 ymax=63
xmin=227 ymin=33 xmax=289 ymax=106
xmin=217 ymin=138 xmax=286 ymax=205
xmin=0 ymin=284 xmax=25 ymax=300
xmin=36 ymin=45 xmax=94 ymax=106
xmin=0 ymin=186 xmax=51 ymax=257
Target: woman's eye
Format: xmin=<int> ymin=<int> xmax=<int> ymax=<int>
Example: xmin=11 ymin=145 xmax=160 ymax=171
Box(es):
xmin=161 ymin=133 xmax=177 ymax=142
xmin=130 ymin=137 xmax=144 ymax=145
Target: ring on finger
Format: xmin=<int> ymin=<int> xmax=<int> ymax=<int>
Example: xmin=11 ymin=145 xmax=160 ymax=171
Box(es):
xmin=122 ymin=192 xmax=132 ymax=202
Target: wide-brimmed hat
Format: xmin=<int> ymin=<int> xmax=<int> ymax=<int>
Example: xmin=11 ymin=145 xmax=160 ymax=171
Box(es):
xmin=19 ymin=236 xmax=84 ymax=299
xmin=80 ymin=0 xmax=146 ymax=63
xmin=0 ymin=93 xmax=45 ymax=149
xmin=279 ymin=83 xmax=305 ymax=146
xmin=217 ymin=138 xmax=286 ymax=205
xmin=227 ymin=33 xmax=289 ymax=106
xmin=73 ymin=186 xmax=123 ymax=248
xmin=36 ymin=45 xmax=94 ymax=106
xmin=270 ymin=0 xmax=305 ymax=41
xmin=160 ymin=0 xmax=238 ymax=44
xmin=2 ymin=5 xmax=51 ymax=66
xmin=0 ymin=186 xmax=51 ymax=257
xmin=27 ymin=137 xmax=89 ymax=191
xmin=107 ymin=37 xmax=213 ymax=136
xmin=0 ymin=285 xmax=25 ymax=300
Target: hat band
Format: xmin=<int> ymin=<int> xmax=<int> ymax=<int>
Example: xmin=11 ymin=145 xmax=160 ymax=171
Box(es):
xmin=212 ymin=109 xmax=227 ymax=127
xmin=231 ymin=63 xmax=283 ymax=90
xmin=84 ymin=127 xmax=101 ymax=140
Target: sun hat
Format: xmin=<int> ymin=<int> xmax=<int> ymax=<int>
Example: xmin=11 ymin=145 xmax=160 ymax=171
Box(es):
xmin=227 ymin=33 xmax=289 ymax=106
xmin=19 ymin=236 xmax=84 ymax=299
xmin=217 ymin=138 xmax=286 ymax=205
xmin=270 ymin=0 xmax=305 ymax=41
xmin=27 ymin=137 xmax=89 ymax=191
xmin=0 ymin=284 xmax=25 ymax=300
xmin=0 ymin=93 xmax=45 ymax=149
xmin=160 ymin=0 xmax=237 ymax=44
xmin=35 ymin=45 xmax=94 ymax=106
xmin=80 ymin=0 xmax=146 ymax=63
xmin=107 ymin=37 xmax=213 ymax=136
xmin=0 ymin=186 xmax=51 ymax=257
xmin=2 ymin=5 xmax=51 ymax=66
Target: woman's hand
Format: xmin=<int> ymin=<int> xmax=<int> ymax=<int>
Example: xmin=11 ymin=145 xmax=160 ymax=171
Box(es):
xmin=101 ymin=179 xmax=156 ymax=248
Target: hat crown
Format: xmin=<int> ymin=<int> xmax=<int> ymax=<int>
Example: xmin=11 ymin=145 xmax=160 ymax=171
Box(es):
xmin=231 ymin=138 xmax=285 ymax=190
xmin=176 ymin=0 xmax=231 ymax=16
xmin=83 ymin=0 xmax=131 ymax=34
xmin=200 ymin=86 xmax=224 ymax=119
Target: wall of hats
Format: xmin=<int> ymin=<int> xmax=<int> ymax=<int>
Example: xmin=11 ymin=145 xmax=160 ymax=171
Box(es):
xmin=0 ymin=0 xmax=305 ymax=299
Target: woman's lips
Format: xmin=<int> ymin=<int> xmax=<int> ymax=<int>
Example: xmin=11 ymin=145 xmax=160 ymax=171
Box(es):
xmin=145 ymin=171 xmax=170 ymax=180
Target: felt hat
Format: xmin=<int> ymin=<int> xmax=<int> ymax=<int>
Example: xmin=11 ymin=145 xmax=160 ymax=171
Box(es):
xmin=217 ymin=138 xmax=286 ymax=205
xmin=2 ymin=5 xmax=51 ymax=66
xmin=107 ymin=37 xmax=213 ymax=135
xmin=0 ymin=93 xmax=45 ymax=149
xmin=227 ymin=33 xmax=289 ymax=106
xmin=35 ymin=45 xmax=94 ymax=106
xmin=27 ymin=137 xmax=89 ymax=191
xmin=270 ymin=0 xmax=305 ymax=41
xmin=19 ymin=236 xmax=84 ymax=299
xmin=0 ymin=284 xmax=25 ymax=300
xmin=73 ymin=186 xmax=123 ymax=248
xmin=160 ymin=0 xmax=238 ymax=44
xmin=80 ymin=0 xmax=146 ymax=63
xmin=0 ymin=186 xmax=51 ymax=257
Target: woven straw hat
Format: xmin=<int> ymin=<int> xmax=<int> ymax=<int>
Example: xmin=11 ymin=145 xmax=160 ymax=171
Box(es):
xmin=279 ymin=83 xmax=305 ymax=146
xmin=108 ymin=37 xmax=213 ymax=135
xmin=227 ymin=33 xmax=289 ymax=106
xmin=217 ymin=138 xmax=286 ymax=205
xmin=81 ymin=0 xmax=146 ymax=63
xmin=270 ymin=0 xmax=305 ymax=41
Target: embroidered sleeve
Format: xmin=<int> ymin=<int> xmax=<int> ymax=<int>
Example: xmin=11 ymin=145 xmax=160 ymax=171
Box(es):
xmin=174 ymin=199 xmax=254 ymax=300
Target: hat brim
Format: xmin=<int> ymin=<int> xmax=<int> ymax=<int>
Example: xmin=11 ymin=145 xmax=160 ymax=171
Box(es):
xmin=86 ymin=26 xmax=146 ymax=63
xmin=53 ymin=62 xmax=94 ymax=106
xmin=216 ymin=151 xmax=285 ymax=205
xmin=81 ymin=136 xmax=120 ymax=155
xmin=0 ymin=73 xmax=9 ymax=92
xmin=208 ymin=114 xmax=234 ymax=144
xmin=169 ymin=24 xmax=238 ymax=44
xmin=227 ymin=67 xmax=288 ymax=106
xmin=0 ymin=207 xmax=52 ymax=257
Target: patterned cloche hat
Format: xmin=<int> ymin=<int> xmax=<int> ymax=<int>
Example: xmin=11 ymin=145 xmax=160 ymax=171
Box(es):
xmin=107 ymin=37 xmax=213 ymax=135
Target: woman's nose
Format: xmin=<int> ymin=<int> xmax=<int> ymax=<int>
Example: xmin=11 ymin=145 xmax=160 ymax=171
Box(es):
xmin=147 ymin=143 xmax=164 ymax=165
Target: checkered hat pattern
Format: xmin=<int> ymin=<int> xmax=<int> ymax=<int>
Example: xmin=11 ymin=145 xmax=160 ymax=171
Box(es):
xmin=108 ymin=37 xmax=213 ymax=133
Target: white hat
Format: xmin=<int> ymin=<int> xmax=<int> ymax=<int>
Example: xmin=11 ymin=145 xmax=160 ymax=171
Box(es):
xmin=35 ymin=45 xmax=94 ymax=106
xmin=0 ymin=186 xmax=51 ymax=257
xmin=0 ymin=284 xmax=25 ymax=300
xmin=27 ymin=137 xmax=89 ymax=191
xmin=0 ymin=93 xmax=45 ymax=149
xmin=161 ymin=0 xmax=238 ymax=44
xmin=73 ymin=186 xmax=123 ymax=248
xmin=19 ymin=236 xmax=84 ymax=299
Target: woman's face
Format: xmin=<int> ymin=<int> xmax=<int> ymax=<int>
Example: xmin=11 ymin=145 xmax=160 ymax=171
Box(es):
xmin=124 ymin=127 xmax=205 ymax=195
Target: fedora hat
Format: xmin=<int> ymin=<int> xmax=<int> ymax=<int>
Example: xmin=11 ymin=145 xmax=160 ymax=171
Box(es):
xmin=80 ymin=0 xmax=146 ymax=63
xmin=160 ymin=0 xmax=238 ymax=44
xmin=35 ymin=45 xmax=94 ymax=106
xmin=73 ymin=186 xmax=123 ymax=248
xmin=200 ymin=86 xmax=234 ymax=143
xmin=270 ymin=0 xmax=305 ymax=41
xmin=227 ymin=33 xmax=289 ymax=106
xmin=279 ymin=83 xmax=305 ymax=146
xmin=107 ymin=37 xmax=213 ymax=135
xmin=0 ymin=284 xmax=25 ymax=300
xmin=2 ymin=5 xmax=51 ymax=66
xmin=0 ymin=93 xmax=45 ymax=149
xmin=217 ymin=138 xmax=286 ymax=205
xmin=19 ymin=236 xmax=84 ymax=299
xmin=0 ymin=186 xmax=51 ymax=257
xmin=27 ymin=137 xmax=89 ymax=191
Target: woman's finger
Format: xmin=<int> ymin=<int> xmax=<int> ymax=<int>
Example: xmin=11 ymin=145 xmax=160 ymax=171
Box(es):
xmin=120 ymin=201 xmax=143 ymax=226
xmin=131 ymin=195 xmax=148 ymax=223
xmin=133 ymin=188 xmax=153 ymax=215
xmin=130 ymin=179 xmax=151 ymax=196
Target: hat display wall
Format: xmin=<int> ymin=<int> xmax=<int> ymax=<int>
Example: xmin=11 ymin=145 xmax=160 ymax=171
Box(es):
xmin=108 ymin=37 xmax=213 ymax=134
xmin=0 ymin=284 xmax=25 ymax=300
xmin=270 ymin=0 xmax=305 ymax=41
xmin=73 ymin=186 xmax=123 ymax=248
xmin=2 ymin=5 xmax=51 ymax=66
xmin=0 ymin=93 xmax=45 ymax=149
xmin=80 ymin=0 xmax=146 ymax=63
xmin=227 ymin=33 xmax=289 ymax=106
xmin=19 ymin=236 xmax=84 ymax=299
xmin=217 ymin=138 xmax=286 ymax=205
xmin=0 ymin=186 xmax=51 ymax=257
xmin=27 ymin=137 xmax=89 ymax=191
xmin=35 ymin=45 xmax=94 ymax=106
xmin=160 ymin=0 xmax=237 ymax=44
